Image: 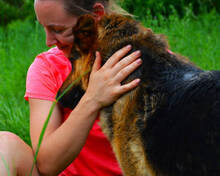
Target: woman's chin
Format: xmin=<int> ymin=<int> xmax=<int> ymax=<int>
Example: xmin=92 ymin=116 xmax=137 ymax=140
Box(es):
xmin=58 ymin=46 xmax=72 ymax=58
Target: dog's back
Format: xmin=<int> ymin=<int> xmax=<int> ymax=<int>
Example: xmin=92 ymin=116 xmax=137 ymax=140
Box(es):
xmin=138 ymin=70 xmax=220 ymax=176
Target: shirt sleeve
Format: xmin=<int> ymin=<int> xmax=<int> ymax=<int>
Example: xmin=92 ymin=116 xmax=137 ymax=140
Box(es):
xmin=24 ymin=55 xmax=59 ymax=101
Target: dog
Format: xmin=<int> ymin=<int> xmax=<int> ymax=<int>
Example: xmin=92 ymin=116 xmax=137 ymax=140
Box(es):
xmin=57 ymin=14 xmax=220 ymax=176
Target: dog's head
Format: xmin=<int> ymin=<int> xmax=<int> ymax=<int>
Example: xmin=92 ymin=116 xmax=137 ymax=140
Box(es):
xmin=71 ymin=14 xmax=98 ymax=56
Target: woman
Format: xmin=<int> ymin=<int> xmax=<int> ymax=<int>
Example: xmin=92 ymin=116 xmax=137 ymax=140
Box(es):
xmin=0 ymin=0 xmax=142 ymax=175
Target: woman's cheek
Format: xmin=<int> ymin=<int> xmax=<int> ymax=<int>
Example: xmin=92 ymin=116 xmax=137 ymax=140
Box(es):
xmin=64 ymin=31 xmax=74 ymax=44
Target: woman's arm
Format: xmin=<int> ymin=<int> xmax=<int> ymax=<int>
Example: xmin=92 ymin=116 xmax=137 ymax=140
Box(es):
xmin=29 ymin=97 xmax=100 ymax=175
xmin=30 ymin=46 xmax=142 ymax=175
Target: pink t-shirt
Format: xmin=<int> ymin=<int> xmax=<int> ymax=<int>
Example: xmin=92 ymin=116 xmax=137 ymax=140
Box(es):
xmin=25 ymin=47 xmax=122 ymax=176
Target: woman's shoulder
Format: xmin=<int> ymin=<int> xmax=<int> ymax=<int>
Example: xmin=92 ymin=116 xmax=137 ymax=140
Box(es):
xmin=28 ymin=47 xmax=71 ymax=81
xmin=25 ymin=47 xmax=72 ymax=101
xmin=35 ymin=47 xmax=71 ymax=68
xmin=38 ymin=47 xmax=66 ymax=58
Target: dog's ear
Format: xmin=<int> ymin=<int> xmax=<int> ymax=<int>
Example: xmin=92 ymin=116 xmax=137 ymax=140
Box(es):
xmin=73 ymin=14 xmax=98 ymax=54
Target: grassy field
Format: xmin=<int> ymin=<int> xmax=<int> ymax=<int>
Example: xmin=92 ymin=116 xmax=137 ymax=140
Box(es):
xmin=0 ymin=11 xmax=219 ymax=145
xmin=0 ymin=20 xmax=48 ymax=144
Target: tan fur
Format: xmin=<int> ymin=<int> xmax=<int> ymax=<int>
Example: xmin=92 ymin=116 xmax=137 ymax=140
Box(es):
xmin=100 ymin=89 xmax=155 ymax=176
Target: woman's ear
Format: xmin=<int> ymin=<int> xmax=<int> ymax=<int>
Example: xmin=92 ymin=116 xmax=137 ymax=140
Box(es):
xmin=93 ymin=2 xmax=105 ymax=20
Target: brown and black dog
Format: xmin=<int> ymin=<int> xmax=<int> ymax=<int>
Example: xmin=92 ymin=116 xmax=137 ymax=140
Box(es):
xmin=57 ymin=14 xmax=220 ymax=176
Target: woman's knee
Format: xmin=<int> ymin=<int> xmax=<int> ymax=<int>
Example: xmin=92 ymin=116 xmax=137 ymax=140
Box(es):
xmin=0 ymin=131 xmax=22 ymax=175
xmin=0 ymin=131 xmax=39 ymax=175
xmin=0 ymin=131 xmax=23 ymax=151
xmin=0 ymin=131 xmax=20 ymax=140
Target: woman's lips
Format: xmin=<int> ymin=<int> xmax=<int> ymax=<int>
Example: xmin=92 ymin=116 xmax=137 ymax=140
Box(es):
xmin=57 ymin=45 xmax=72 ymax=57
xmin=58 ymin=45 xmax=69 ymax=50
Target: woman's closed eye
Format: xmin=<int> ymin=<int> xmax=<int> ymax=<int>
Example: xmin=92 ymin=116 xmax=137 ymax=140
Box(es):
xmin=51 ymin=26 xmax=73 ymax=37
xmin=51 ymin=27 xmax=65 ymax=34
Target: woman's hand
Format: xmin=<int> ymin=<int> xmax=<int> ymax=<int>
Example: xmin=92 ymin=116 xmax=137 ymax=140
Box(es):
xmin=83 ymin=45 xmax=142 ymax=109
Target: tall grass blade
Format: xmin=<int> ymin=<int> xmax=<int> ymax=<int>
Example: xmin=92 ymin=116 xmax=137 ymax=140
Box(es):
xmin=0 ymin=152 xmax=11 ymax=176
xmin=29 ymin=69 xmax=91 ymax=175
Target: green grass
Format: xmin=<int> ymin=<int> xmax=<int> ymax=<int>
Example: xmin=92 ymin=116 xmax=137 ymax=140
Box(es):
xmin=0 ymin=20 xmax=48 ymax=145
xmin=0 ymin=11 xmax=219 ymax=147
xmin=142 ymin=9 xmax=220 ymax=70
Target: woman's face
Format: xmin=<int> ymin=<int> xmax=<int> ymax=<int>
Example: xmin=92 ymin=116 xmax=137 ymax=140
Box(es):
xmin=34 ymin=0 xmax=78 ymax=56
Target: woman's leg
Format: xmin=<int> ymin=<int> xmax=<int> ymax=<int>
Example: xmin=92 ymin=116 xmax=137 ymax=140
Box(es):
xmin=0 ymin=131 xmax=40 ymax=176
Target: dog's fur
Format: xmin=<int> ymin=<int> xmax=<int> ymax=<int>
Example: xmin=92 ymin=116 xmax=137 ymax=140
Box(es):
xmin=57 ymin=14 xmax=220 ymax=176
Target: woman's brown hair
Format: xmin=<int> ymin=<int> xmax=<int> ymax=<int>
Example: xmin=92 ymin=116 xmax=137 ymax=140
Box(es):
xmin=63 ymin=0 xmax=132 ymax=16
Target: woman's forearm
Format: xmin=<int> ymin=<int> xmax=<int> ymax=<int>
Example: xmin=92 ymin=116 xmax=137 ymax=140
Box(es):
xmin=36 ymin=95 xmax=100 ymax=175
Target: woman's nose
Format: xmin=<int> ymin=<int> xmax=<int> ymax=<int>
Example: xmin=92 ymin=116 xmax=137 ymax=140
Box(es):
xmin=45 ymin=30 xmax=57 ymax=47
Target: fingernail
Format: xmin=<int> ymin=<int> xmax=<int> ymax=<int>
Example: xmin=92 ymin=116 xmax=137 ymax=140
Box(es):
xmin=135 ymin=50 xmax=141 ymax=56
xmin=126 ymin=44 xmax=132 ymax=49
xmin=136 ymin=58 xmax=142 ymax=64
xmin=96 ymin=51 xmax=100 ymax=57
xmin=136 ymin=78 xmax=141 ymax=83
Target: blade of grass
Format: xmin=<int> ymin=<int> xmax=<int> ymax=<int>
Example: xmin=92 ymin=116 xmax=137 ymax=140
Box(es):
xmin=29 ymin=69 xmax=91 ymax=175
xmin=0 ymin=152 xmax=11 ymax=176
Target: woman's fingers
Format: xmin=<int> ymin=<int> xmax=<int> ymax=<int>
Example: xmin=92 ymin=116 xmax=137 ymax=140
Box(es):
xmin=91 ymin=51 xmax=102 ymax=73
xmin=87 ymin=46 xmax=142 ymax=108
xmin=112 ymin=50 xmax=141 ymax=75
xmin=114 ymin=58 xmax=142 ymax=83
xmin=118 ymin=78 xmax=141 ymax=94
xmin=103 ymin=45 xmax=132 ymax=68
